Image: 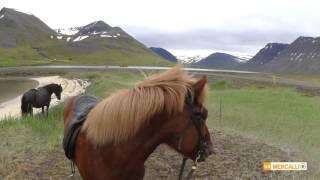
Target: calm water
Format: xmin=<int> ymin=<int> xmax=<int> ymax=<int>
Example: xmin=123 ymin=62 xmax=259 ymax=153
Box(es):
xmin=0 ymin=78 xmax=38 ymax=104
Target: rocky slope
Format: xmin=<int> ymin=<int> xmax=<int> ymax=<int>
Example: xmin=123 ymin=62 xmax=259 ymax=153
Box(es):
xmin=262 ymin=37 xmax=320 ymax=73
xmin=243 ymin=43 xmax=288 ymax=69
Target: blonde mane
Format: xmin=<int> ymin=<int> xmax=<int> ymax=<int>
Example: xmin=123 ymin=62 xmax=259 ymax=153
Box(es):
xmin=82 ymin=65 xmax=201 ymax=146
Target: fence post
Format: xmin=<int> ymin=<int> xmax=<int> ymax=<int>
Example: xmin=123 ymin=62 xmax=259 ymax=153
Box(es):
xmin=219 ymin=98 xmax=222 ymax=122
xmin=272 ymin=75 xmax=277 ymax=86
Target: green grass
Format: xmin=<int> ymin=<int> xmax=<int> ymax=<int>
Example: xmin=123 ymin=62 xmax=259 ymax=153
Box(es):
xmin=0 ymin=46 xmax=52 ymax=66
xmin=207 ymin=85 xmax=320 ymax=164
xmin=0 ymin=39 xmax=173 ymax=67
xmin=209 ymin=80 xmax=229 ymax=90
xmin=0 ymin=105 xmax=64 ymax=175
xmin=1 ymin=71 xmax=320 ymax=177
xmin=78 ymin=71 xmax=143 ymax=97
xmin=279 ymin=74 xmax=320 ymax=83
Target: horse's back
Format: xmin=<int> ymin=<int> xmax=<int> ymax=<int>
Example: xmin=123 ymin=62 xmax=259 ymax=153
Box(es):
xmin=63 ymin=95 xmax=99 ymax=160
xmin=22 ymin=89 xmax=37 ymax=98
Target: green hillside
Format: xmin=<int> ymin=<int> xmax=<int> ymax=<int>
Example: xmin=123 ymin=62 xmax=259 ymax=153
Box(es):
xmin=0 ymin=8 xmax=172 ymax=67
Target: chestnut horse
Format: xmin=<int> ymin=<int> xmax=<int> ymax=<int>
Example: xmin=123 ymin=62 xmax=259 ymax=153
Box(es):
xmin=63 ymin=66 xmax=213 ymax=180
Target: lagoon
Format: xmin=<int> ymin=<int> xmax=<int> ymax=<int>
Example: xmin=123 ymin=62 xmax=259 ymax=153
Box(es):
xmin=0 ymin=78 xmax=38 ymax=104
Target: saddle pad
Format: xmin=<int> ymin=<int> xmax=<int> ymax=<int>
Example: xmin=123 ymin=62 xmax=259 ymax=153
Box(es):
xmin=63 ymin=95 xmax=99 ymax=160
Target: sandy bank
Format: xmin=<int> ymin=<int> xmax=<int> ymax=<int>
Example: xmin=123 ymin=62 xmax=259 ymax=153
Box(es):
xmin=0 ymin=76 xmax=89 ymax=120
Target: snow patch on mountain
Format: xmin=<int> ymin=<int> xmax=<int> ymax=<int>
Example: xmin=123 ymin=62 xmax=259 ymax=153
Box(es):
xmin=229 ymin=53 xmax=253 ymax=63
xmin=170 ymin=49 xmax=252 ymax=64
xmin=100 ymin=34 xmax=112 ymax=38
xmin=13 ymin=9 xmax=33 ymax=16
xmin=54 ymin=21 xmax=129 ymax=43
xmin=176 ymin=55 xmax=204 ymax=63
xmin=73 ymin=35 xmax=89 ymax=42
xmin=55 ymin=27 xmax=80 ymax=35
xmin=170 ymin=49 xmax=211 ymax=63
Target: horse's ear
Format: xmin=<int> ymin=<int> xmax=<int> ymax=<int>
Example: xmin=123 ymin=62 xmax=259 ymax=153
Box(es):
xmin=193 ymin=75 xmax=208 ymax=101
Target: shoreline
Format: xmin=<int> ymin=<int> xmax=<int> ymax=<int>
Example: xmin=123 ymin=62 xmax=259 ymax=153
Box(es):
xmin=0 ymin=76 xmax=89 ymax=120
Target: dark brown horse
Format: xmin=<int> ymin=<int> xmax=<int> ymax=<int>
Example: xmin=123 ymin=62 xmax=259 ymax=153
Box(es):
xmin=21 ymin=83 xmax=63 ymax=116
xmin=63 ymin=66 xmax=213 ymax=180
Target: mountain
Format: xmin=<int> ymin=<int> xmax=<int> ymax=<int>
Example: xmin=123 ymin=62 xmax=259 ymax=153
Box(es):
xmin=0 ymin=8 xmax=170 ymax=66
xmin=0 ymin=7 xmax=55 ymax=48
xmin=57 ymin=21 xmax=134 ymax=42
xmin=242 ymin=43 xmax=288 ymax=70
xmin=262 ymin=37 xmax=320 ymax=73
xmin=149 ymin=47 xmax=177 ymax=62
xmin=194 ymin=52 xmax=242 ymax=69
xmin=45 ymin=20 xmax=169 ymax=65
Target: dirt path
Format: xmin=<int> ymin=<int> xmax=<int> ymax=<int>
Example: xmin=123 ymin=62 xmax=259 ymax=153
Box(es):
xmin=3 ymin=129 xmax=311 ymax=180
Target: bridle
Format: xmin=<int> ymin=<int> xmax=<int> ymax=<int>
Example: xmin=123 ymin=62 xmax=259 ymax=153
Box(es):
xmin=177 ymin=91 xmax=210 ymax=180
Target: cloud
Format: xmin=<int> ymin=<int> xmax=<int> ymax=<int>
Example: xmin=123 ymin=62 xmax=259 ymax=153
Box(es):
xmin=2 ymin=0 xmax=320 ymax=54
xmin=127 ymin=26 xmax=302 ymax=54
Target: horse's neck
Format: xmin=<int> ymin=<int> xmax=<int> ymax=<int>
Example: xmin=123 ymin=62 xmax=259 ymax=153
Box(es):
xmin=75 ymin=114 xmax=173 ymax=179
xmin=43 ymin=86 xmax=55 ymax=95
xmin=125 ymin=114 xmax=171 ymax=163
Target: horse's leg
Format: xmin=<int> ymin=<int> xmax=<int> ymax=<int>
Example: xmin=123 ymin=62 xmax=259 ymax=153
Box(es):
xmin=28 ymin=104 xmax=33 ymax=116
xmin=46 ymin=99 xmax=51 ymax=116
xmin=46 ymin=104 xmax=49 ymax=116
xmin=42 ymin=106 xmax=44 ymax=114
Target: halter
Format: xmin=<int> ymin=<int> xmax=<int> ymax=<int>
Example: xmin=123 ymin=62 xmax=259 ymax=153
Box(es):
xmin=177 ymin=91 xmax=210 ymax=180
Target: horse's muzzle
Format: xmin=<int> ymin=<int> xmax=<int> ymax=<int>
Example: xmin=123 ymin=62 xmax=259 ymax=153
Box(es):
xmin=198 ymin=143 xmax=214 ymax=162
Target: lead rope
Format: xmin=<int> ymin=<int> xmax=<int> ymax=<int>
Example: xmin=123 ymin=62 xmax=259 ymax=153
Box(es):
xmin=178 ymin=155 xmax=200 ymax=180
xmin=185 ymin=161 xmax=198 ymax=180
xmin=178 ymin=157 xmax=188 ymax=180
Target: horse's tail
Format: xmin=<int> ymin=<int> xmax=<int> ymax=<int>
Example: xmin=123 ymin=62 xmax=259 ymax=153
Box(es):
xmin=21 ymin=95 xmax=29 ymax=115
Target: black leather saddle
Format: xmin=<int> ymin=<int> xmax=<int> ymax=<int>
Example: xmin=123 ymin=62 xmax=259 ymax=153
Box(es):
xmin=63 ymin=95 xmax=99 ymax=160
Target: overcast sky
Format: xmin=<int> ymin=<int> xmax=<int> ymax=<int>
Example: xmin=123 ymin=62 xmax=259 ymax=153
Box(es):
xmin=1 ymin=0 xmax=320 ymax=56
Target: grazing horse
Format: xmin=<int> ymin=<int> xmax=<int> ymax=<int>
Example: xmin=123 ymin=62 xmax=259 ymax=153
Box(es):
xmin=21 ymin=83 xmax=63 ymax=116
xmin=63 ymin=66 xmax=213 ymax=180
